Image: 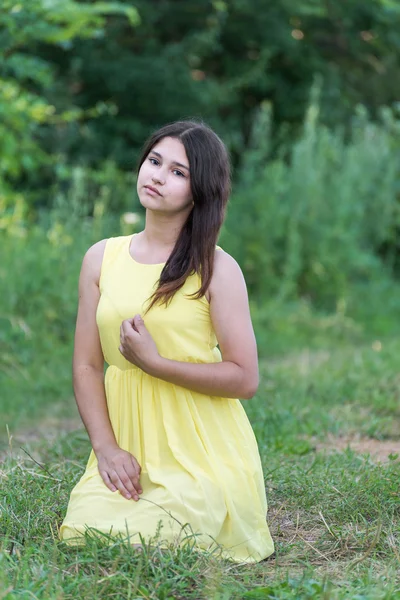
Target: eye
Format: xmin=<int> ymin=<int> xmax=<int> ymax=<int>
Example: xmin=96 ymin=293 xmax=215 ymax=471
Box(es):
xmin=173 ymin=169 xmax=185 ymax=177
xmin=148 ymin=157 xmax=159 ymax=165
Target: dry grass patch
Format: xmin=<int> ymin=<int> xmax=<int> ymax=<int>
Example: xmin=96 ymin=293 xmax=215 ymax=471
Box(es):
xmin=0 ymin=417 xmax=83 ymax=464
xmin=313 ymin=433 xmax=400 ymax=463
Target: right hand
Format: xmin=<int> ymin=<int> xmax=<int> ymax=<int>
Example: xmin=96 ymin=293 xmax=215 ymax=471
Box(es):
xmin=96 ymin=445 xmax=143 ymax=501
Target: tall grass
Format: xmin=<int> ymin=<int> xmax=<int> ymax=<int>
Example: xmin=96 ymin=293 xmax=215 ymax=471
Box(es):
xmin=2 ymin=335 xmax=400 ymax=598
xmin=1 ymin=102 xmax=400 ymax=437
xmin=2 ymin=103 xmax=400 ymax=598
xmin=0 ymin=205 xmax=126 ymax=435
xmin=224 ymin=101 xmax=400 ymax=308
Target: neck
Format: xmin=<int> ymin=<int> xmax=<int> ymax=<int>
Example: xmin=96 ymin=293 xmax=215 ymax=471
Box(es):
xmin=141 ymin=208 xmax=192 ymax=250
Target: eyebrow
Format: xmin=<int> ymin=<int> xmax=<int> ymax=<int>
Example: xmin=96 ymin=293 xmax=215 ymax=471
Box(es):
xmin=151 ymin=151 xmax=190 ymax=172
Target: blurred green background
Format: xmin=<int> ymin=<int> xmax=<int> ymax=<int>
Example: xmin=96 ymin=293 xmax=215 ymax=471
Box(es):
xmin=1 ymin=0 xmax=400 ymax=438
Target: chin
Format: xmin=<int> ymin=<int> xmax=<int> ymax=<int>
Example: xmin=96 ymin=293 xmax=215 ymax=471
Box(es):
xmin=138 ymin=193 xmax=157 ymax=209
xmin=139 ymin=198 xmax=168 ymax=215
xmin=138 ymin=195 xmax=149 ymax=208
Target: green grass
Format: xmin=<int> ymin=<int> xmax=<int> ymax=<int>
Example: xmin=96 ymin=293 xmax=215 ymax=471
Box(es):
xmin=3 ymin=220 xmax=400 ymax=597
xmin=2 ymin=330 xmax=400 ymax=598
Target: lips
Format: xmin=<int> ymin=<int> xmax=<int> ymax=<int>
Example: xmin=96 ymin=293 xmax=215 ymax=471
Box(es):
xmin=144 ymin=185 xmax=162 ymax=196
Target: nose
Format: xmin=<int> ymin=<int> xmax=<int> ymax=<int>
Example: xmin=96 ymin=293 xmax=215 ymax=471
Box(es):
xmin=152 ymin=172 xmax=165 ymax=185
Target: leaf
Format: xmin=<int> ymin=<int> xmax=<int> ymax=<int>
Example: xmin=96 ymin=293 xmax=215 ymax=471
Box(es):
xmin=91 ymin=3 xmax=140 ymax=26
xmin=243 ymin=587 xmax=273 ymax=599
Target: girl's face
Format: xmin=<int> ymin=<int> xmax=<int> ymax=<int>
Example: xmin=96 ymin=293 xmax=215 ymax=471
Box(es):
xmin=137 ymin=137 xmax=193 ymax=215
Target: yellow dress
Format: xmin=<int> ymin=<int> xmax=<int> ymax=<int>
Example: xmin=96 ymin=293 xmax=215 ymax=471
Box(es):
xmin=60 ymin=234 xmax=274 ymax=563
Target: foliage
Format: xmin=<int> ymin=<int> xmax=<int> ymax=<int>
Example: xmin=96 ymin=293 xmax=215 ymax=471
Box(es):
xmin=223 ymin=97 xmax=400 ymax=308
xmin=2 ymin=3 xmax=400 ymax=597
xmin=2 ymin=0 xmax=400 ymax=216
xmin=27 ymin=0 xmax=400 ymax=170
xmin=1 ymin=100 xmax=400 ymax=429
xmin=0 ymin=0 xmax=139 ymax=222
xmin=3 ymin=329 xmax=400 ymax=596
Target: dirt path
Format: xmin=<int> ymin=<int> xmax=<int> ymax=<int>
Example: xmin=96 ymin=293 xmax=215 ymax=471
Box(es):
xmin=0 ymin=416 xmax=83 ymax=462
xmin=314 ymin=433 xmax=400 ymax=463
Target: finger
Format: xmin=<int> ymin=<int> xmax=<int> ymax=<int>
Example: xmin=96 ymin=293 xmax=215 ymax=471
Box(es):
xmin=124 ymin=463 xmax=142 ymax=496
xmin=121 ymin=319 xmax=132 ymax=336
xmin=134 ymin=314 xmax=145 ymax=331
xmin=109 ymin=470 xmax=134 ymax=500
xmin=129 ymin=318 xmax=140 ymax=333
xmin=130 ymin=458 xmax=143 ymax=493
xmin=120 ymin=321 xmax=134 ymax=341
xmin=119 ymin=467 xmax=140 ymax=501
xmin=123 ymin=318 xmax=141 ymax=338
xmin=124 ymin=327 xmax=139 ymax=341
xmin=131 ymin=456 xmax=142 ymax=476
xmin=113 ymin=466 xmax=141 ymax=501
xmin=99 ymin=470 xmax=117 ymax=493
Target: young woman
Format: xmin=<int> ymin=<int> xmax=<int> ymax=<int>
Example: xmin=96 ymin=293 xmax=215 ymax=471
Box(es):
xmin=60 ymin=120 xmax=274 ymax=563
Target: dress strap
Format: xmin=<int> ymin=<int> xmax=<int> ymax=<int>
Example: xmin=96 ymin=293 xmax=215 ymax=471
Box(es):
xmin=99 ymin=236 xmax=127 ymax=291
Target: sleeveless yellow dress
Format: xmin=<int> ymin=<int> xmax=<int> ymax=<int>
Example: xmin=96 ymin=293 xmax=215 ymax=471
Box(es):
xmin=60 ymin=234 xmax=274 ymax=563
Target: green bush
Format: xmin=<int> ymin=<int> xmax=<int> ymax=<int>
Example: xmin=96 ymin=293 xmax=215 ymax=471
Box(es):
xmin=2 ymin=100 xmax=400 ymax=432
xmin=0 ymin=205 xmax=140 ymax=431
xmin=223 ymin=100 xmax=400 ymax=309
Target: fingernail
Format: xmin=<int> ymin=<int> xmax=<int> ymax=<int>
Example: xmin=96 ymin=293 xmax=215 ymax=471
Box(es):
xmin=126 ymin=493 xmax=131 ymax=499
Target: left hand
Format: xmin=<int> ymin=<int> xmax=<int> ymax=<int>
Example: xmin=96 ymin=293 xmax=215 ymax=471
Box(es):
xmin=119 ymin=315 xmax=160 ymax=374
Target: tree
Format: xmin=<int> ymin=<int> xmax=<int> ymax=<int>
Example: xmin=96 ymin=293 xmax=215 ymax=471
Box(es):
xmin=32 ymin=0 xmax=400 ymax=171
xmin=0 ymin=0 xmax=138 ymax=227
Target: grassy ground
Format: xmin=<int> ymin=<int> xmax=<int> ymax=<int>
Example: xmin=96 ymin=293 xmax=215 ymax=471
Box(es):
xmin=2 ymin=319 xmax=400 ymax=598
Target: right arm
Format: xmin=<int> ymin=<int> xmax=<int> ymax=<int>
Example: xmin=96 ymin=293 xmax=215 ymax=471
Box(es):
xmin=73 ymin=240 xmax=142 ymax=501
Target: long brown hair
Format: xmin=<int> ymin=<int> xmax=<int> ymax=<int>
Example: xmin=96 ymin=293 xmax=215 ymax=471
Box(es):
xmin=137 ymin=120 xmax=231 ymax=312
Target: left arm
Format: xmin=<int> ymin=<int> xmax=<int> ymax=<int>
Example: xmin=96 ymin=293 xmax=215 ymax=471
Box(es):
xmin=119 ymin=251 xmax=259 ymax=400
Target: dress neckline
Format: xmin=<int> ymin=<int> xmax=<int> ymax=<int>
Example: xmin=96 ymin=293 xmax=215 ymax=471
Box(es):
xmin=127 ymin=233 xmax=167 ymax=267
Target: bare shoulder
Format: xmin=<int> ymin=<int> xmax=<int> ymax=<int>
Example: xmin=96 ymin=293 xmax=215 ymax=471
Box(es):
xmin=214 ymin=248 xmax=245 ymax=280
xmin=81 ymin=238 xmax=108 ymax=285
xmin=214 ymin=248 xmax=242 ymax=273
xmin=209 ymin=249 xmax=247 ymax=300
